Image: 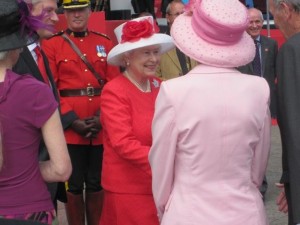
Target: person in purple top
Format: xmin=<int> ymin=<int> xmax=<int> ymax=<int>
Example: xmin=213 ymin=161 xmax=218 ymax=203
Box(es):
xmin=0 ymin=0 xmax=72 ymax=224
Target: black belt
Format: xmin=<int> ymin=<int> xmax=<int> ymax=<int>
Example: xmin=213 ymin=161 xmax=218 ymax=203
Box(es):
xmin=60 ymin=87 xmax=102 ymax=97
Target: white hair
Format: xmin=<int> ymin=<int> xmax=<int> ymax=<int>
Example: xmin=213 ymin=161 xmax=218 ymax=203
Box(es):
xmin=0 ymin=51 xmax=8 ymax=61
xmin=24 ymin=0 xmax=41 ymax=4
xmin=25 ymin=0 xmax=58 ymax=5
xmin=248 ymin=8 xmax=264 ymax=21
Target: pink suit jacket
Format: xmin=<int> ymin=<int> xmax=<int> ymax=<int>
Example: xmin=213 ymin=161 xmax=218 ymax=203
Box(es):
xmin=149 ymin=65 xmax=271 ymax=225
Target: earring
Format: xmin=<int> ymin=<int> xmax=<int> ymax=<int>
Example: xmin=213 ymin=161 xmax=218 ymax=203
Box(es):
xmin=126 ymin=61 xmax=130 ymax=66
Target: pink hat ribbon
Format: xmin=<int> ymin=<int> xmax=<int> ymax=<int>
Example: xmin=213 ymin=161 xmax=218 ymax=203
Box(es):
xmin=191 ymin=0 xmax=248 ymax=46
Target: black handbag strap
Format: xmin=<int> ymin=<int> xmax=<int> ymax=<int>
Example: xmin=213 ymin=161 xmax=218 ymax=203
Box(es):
xmin=176 ymin=47 xmax=189 ymax=75
xmin=61 ymin=33 xmax=106 ymax=87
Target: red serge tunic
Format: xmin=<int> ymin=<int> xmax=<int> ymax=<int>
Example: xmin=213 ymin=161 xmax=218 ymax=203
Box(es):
xmin=100 ymin=75 xmax=160 ymax=224
xmin=42 ymin=31 xmax=120 ymax=145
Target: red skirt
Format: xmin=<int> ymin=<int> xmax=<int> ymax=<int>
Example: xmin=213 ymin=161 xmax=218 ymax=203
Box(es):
xmin=99 ymin=191 xmax=159 ymax=225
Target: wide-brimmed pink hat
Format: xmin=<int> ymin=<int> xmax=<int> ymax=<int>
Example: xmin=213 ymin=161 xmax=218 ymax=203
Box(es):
xmin=171 ymin=0 xmax=255 ymax=68
xmin=108 ymin=16 xmax=175 ymax=66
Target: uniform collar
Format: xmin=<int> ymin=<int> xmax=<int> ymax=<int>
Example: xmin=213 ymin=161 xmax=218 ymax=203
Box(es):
xmin=66 ymin=28 xmax=89 ymax=37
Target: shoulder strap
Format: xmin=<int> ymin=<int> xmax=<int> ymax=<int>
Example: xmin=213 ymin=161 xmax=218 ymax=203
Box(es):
xmin=90 ymin=30 xmax=111 ymax=40
xmin=61 ymin=33 xmax=106 ymax=87
xmin=175 ymin=47 xmax=188 ymax=75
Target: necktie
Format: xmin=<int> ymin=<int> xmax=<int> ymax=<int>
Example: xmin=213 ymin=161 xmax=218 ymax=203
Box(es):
xmin=34 ymin=46 xmax=49 ymax=85
xmin=176 ymin=47 xmax=189 ymax=75
xmin=252 ymin=40 xmax=262 ymax=76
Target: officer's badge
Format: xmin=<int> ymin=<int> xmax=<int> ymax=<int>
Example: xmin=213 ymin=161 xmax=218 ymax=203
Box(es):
xmin=96 ymin=45 xmax=107 ymax=57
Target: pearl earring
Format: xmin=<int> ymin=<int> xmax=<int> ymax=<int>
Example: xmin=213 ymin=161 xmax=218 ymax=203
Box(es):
xmin=126 ymin=61 xmax=130 ymax=66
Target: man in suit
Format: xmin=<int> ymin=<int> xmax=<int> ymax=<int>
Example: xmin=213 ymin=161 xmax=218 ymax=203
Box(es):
xmin=12 ymin=0 xmax=65 ymax=210
xmin=269 ymin=0 xmax=300 ymax=224
xmin=237 ymin=8 xmax=277 ymax=201
xmin=237 ymin=8 xmax=278 ymax=119
xmin=156 ymin=0 xmax=198 ymax=80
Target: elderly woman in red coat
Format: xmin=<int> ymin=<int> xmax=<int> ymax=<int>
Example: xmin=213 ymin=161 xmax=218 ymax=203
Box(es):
xmin=99 ymin=16 xmax=174 ymax=225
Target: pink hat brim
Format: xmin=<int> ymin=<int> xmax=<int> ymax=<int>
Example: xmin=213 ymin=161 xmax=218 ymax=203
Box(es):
xmin=171 ymin=13 xmax=255 ymax=68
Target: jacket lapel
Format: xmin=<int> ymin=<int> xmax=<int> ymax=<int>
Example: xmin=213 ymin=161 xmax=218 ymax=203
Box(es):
xmin=21 ymin=47 xmax=45 ymax=83
xmin=41 ymin=49 xmax=60 ymax=102
xmin=260 ymin=36 xmax=268 ymax=75
xmin=166 ymin=48 xmax=181 ymax=71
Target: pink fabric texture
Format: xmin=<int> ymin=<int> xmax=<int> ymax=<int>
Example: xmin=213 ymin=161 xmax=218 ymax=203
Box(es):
xmin=149 ymin=65 xmax=271 ymax=225
xmin=171 ymin=0 xmax=255 ymax=67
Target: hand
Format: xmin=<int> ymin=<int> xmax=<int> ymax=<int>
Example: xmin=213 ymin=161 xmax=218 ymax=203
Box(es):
xmin=84 ymin=116 xmax=102 ymax=138
xmin=71 ymin=119 xmax=95 ymax=138
xmin=276 ymin=183 xmax=288 ymax=213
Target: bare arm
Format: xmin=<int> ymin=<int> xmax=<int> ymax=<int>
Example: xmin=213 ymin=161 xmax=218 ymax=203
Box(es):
xmin=39 ymin=109 xmax=72 ymax=182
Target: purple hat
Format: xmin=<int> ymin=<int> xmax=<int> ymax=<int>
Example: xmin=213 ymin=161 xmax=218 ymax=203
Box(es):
xmin=0 ymin=0 xmax=44 ymax=52
xmin=171 ymin=0 xmax=255 ymax=68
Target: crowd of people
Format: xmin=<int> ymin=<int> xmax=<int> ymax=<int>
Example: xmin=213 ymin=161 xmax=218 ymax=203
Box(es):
xmin=1 ymin=0 xmax=300 ymax=225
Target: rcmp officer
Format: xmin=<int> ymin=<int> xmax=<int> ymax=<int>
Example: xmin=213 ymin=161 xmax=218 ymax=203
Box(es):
xmin=42 ymin=1 xmax=120 ymax=225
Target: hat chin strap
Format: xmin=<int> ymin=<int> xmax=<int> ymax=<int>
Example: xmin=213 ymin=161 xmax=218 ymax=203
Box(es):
xmin=63 ymin=4 xmax=89 ymax=9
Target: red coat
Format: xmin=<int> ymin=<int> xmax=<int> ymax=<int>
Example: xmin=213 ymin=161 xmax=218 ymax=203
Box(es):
xmin=100 ymin=75 xmax=161 ymax=225
xmin=43 ymin=30 xmax=120 ymax=145
xmin=100 ymin=75 xmax=161 ymax=194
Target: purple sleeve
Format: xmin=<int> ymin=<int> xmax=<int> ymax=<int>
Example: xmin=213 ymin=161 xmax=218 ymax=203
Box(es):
xmin=33 ymin=84 xmax=58 ymax=128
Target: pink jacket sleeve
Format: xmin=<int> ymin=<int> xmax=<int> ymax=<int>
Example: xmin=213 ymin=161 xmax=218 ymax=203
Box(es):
xmin=251 ymin=108 xmax=271 ymax=188
xmin=149 ymin=83 xmax=178 ymax=221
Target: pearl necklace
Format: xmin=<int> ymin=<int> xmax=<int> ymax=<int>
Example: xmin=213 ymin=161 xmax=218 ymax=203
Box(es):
xmin=124 ymin=71 xmax=151 ymax=93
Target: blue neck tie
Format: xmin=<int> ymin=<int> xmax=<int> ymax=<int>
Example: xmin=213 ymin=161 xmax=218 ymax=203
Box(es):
xmin=252 ymin=40 xmax=261 ymax=76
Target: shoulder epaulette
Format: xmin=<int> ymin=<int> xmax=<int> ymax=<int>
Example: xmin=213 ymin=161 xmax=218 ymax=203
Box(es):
xmin=90 ymin=31 xmax=111 ymax=40
xmin=48 ymin=30 xmax=65 ymax=39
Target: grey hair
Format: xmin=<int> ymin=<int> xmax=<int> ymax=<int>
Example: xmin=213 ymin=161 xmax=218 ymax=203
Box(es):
xmin=273 ymin=0 xmax=300 ymax=13
xmin=0 ymin=51 xmax=8 ymax=61
xmin=248 ymin=8 xmax=264 ymax=21
xmin=166 ymin=0 xmax=184 ymax=14
xmin=25 ymin=0 xmax=58 ymax=5
xmin=24 ymin=0 xmax=42 ymax=4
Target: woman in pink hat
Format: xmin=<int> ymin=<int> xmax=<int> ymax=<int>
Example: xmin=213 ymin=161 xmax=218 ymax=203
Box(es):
xmin=149 ymin=0 xmax=271 ymax=224
xmin=99 ymin=16 xmax=174 ymax=225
